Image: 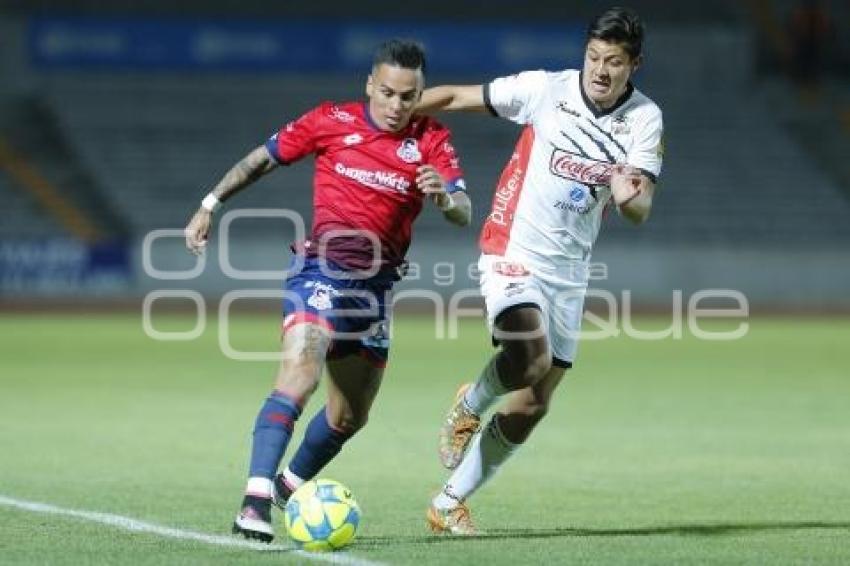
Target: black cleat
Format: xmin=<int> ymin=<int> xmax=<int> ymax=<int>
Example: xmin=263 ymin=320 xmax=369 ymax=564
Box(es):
xmin=271 ymin=474 xmax=294 ymax=511
xmin=232 ymin=494 xmax=274 ymax=543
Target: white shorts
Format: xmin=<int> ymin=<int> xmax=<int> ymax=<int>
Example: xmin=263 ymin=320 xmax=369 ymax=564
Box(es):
xmin=478 ymin=254 xmax=588 ymax=367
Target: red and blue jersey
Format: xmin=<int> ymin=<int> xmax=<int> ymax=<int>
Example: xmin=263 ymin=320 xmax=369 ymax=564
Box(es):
xmin=265 ymin=101 xmax=466 ymax=270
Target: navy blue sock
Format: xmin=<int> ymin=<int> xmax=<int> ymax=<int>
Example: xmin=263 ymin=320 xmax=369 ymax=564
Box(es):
xmin=287 ymin=406 xmax=353 ymax=481
xmin=248 ymin=391 xmax=302 ymax=479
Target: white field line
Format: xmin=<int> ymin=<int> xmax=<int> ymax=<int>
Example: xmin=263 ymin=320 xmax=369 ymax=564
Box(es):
xmin=0 ymin=494 xmax=385 ymax=566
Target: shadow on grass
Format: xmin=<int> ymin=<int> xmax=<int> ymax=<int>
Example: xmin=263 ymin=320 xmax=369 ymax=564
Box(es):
xmin=355 ymin=521 xmax=850 ymax=547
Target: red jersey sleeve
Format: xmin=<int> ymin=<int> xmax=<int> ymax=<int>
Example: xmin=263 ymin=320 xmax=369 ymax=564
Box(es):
xmin=426 ymin=123 xmax=467 ymax=193
xmin=264 ymin=103 xmax=329 ymax=164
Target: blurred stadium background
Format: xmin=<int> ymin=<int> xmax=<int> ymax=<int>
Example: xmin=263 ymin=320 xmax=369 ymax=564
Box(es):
xmin=1 ymin=2 xmax=849 ymax=564
xmin=1 ymin=0 xmax=848 ymax=309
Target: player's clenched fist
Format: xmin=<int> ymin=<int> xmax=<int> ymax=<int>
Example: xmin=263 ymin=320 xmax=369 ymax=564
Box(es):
xmin=416 ymin=164 xmax=451 ymax=208
xmin=416 ymin=164 xmax=446 ymax=194
xmin=610 ymin=163 xmax=643 ymax=206
xmin=184 ymin=208 xmax=213 ymax=255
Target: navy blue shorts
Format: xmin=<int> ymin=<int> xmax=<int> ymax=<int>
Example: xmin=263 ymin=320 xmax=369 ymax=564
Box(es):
xmin=282 ymin=257 xmax=394 ymax=368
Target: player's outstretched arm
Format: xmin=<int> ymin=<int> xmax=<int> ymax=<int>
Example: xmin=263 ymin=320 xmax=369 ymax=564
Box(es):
xmin=416 ymin=165 xmax=471 ymax=226
xmin=417 ymin=85 xmax=487 ymax=114
xmin=610 ymin=164 xmax=655 ymax=225
xmin=184 ymin=145 xmax=278 ymax=255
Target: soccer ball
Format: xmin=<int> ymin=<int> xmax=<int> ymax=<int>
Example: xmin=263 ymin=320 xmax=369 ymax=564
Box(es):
xmin=284 ymin=479 xmax=361 ymax=551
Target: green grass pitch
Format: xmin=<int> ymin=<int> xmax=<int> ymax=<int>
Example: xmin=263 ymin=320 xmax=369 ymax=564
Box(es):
xmin=1 ymin=313 xmax=849 ymax=565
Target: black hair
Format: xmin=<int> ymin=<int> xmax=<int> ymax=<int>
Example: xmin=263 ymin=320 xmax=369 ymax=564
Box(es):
xmin=372 ymin=39 xmax=427 ymax=74
xmin=587 ymin=7 xmax=644 ymax=60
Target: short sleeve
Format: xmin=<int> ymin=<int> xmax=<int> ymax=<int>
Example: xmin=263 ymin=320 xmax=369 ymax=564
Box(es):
xmin=484 ymin=70 xmax=549 ymax=125
xmin=427 ymin=126 xmax=466 ymax=193
xmin=626 ymin=105 xmax=664 ymax=182
xmin=264 ymin=104 xmax=325 ymax=165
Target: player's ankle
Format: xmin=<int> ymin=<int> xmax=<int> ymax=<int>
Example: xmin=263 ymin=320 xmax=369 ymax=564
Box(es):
xmin=433 ymin=488 xmax=463 ymax=511
xmin=244 ymin=476 xmax=274 ymax=499
xmin=460 ymin=395 xmax=480 ymax=417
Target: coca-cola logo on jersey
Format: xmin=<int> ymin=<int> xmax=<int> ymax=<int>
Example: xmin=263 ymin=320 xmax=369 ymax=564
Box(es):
xmin=549 ymin=149 xmax=612 ymax=185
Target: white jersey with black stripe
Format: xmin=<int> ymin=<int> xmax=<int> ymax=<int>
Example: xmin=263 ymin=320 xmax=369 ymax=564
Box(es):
xmin=479 ymin=69 xmax=663 ymax=275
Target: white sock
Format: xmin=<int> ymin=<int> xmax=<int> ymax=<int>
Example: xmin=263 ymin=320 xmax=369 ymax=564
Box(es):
xmin=433 ymin=415 xmax=519 ymax=509
xmin=245 ymin=477 xmax=273 ymax=498
xmin=282 ymin=467 xmax=306 ymax=490
xmin=463 ymin=356 xmax=509 ymax=416
xmin=432 ymin=485 xmax=464 ymax=510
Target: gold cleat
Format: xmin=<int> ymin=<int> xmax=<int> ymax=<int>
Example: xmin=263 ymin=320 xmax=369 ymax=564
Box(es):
xmin=438 ymin=383 xmax=480 ymax=469
xmin=427 ymin=502 xmax=477 ymax=536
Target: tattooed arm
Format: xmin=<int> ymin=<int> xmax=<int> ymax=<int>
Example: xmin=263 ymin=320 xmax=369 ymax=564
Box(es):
xmin=185 ymin=145 xmax=278 ymax=255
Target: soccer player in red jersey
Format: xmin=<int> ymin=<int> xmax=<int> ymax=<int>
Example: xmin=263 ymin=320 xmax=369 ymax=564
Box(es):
xmin=184 ymin=39 xmax=471 ymax=542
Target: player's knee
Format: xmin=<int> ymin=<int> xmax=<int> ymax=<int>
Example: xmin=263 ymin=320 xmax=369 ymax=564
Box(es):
xmin=275 ymin=364 xmax=321 ymax=399
xmin=282 ymin=323 xmax=331 ymax=362
xmin=500 ymin=345 xmax=551 ymax=388
xmin=521 ymin=351 xmax=552 ymax=385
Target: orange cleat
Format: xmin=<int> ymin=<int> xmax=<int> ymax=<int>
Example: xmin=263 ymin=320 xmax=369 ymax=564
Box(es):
xmin=438 ymin=383 xmax=481 ymax=469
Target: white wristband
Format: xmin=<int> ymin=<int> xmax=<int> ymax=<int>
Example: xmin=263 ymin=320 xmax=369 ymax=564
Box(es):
xmin=201 ymin=193 xmax=222 ymax=213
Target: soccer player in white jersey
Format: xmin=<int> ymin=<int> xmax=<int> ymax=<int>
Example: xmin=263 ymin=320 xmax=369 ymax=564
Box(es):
xmin=416 ymin=7 xmax=664 ymax=534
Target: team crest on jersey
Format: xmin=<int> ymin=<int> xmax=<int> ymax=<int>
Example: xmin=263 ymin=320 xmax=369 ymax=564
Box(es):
xmin=396 ymin=138 xmax=422 ymax=163
xmin=550 ymin=149 xmax=613 ymax=186
xmin=343 ymin=133 xmax=363 ymax=145
xmin=612 ymin=115 xmax=630 ymax=135
xmin=305 ymin=281 xmax=338 ymax=311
